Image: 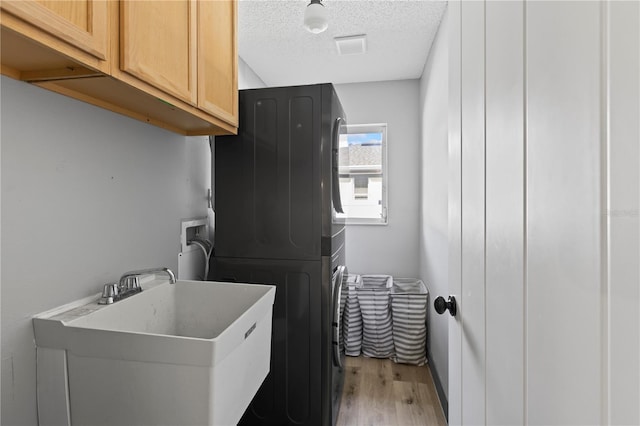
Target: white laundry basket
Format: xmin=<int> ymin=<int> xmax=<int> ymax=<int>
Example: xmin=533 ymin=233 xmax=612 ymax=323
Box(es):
xmin=356 ymin=275 xmax=395 ymax=358
xmin=342 ymin=274 xmax=363 ymax=356
xmin=390 ymin=278 xmax=428 ymax=366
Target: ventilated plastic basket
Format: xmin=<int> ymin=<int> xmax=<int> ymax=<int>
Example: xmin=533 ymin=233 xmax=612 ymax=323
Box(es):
xmin=356 ymin=275 xmax=395 ymax=358
xmin=341 ymin=274 xmax=363 ymax=356
xmin=390 ymin=278 xmax=428 ymax=366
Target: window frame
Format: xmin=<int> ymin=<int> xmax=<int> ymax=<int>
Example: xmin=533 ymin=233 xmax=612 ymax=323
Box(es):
xmin=334 ymin=123 xmax=388 ymax=226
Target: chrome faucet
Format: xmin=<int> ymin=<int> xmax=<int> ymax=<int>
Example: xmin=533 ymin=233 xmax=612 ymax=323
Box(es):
xmin=119 ymin=267 xmax=176 ymax=287
xmin=98 ymin=267 xmax=176 ymax=305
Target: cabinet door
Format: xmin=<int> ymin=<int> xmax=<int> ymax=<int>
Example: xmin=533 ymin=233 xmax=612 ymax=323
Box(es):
xmin=1 ymin=0 xmax=108 ymax=60
xmin=120 ymin=0 xmax=197 ymax=105
xmin=198 ymin=0 xmax=238 ymax=126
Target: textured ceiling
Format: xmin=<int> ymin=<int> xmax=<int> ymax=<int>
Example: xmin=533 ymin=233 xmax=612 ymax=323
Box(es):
xmin=238 ymin=0 xmax=447 ymax=86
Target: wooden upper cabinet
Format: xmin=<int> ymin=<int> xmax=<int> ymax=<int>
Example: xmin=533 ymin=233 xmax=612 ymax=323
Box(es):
xmin=120 ymin=0 xmax=198 ymax=106
xmin=1 ymin=0 xmax=108 ymax=61
xmin=198 ymin=0 xmax=238 ymax=126
xmin=1 ymin=0 xmax=238 ymax=135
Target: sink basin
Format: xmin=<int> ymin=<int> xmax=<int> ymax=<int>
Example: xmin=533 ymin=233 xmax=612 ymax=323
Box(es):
xmin=33 ymin=278 xmax=276 ymax=426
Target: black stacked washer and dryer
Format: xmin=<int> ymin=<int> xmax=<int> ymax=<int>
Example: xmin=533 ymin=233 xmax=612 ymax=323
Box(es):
xmin=212 ymin=84 xmax=348 ymax=426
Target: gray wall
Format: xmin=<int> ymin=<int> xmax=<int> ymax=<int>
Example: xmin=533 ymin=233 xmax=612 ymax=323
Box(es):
xmin=334 ymin=80 xmax=420 ymax=277
xmin=1 ymin=76 xmax=211 ymax=425
xmin=419 ymin=7 xmax=449 ymax=402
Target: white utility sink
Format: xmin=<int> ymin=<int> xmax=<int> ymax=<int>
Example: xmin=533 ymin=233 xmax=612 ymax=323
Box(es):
xmin=33 ymin=277 xmax=276 ymax=426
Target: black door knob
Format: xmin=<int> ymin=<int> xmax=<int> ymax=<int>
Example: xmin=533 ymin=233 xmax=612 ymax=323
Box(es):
xmin=434 ymin=296 xmax=457 ymax=316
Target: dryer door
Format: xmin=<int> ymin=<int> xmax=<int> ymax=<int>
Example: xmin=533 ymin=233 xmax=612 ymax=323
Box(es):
xmin=332 ymin=265 xmax=347 ymax=368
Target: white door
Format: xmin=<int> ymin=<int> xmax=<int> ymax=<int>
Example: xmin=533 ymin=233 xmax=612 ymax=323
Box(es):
xmin=445 ymin=1 xmax=639 ymax=424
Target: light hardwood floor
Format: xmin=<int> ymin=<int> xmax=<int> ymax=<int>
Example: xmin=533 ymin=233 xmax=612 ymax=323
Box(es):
xmin=336 ymin=356 xmax=447 ymax=426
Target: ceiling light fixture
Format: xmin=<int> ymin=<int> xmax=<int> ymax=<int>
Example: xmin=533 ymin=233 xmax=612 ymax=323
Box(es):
xmin=304 ymin=0 xmax=328 ymax=34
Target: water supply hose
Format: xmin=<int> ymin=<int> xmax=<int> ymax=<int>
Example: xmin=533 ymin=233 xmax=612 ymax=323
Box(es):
xmin=188 ymin=237 xmax=213 ymax=280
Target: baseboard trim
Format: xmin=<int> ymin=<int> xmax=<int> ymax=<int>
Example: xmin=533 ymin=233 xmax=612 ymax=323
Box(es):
xmin=427 ymin=352 xmax=448 ymax=423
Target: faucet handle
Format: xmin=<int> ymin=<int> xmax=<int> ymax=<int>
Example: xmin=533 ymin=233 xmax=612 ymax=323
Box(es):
xmin=123 ymin=275 xmax=141 ymax=291
xmin=98 ymin=283 xmax=119 ymax=305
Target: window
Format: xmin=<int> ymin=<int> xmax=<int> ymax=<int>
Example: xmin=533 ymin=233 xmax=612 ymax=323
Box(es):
xmin=334 ymin=123 xmax=388 ymax=225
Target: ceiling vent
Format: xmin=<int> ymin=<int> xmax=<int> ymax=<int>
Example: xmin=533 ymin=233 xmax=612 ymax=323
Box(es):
xmin=335 ymin=34 xmax=367 ymax=56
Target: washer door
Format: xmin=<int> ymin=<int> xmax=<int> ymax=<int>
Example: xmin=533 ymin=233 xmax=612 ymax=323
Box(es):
xmin=332 ymin=265 xmax=347 ymax=368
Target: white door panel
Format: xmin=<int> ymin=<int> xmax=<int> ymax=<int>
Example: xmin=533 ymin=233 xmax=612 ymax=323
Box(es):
xmin=448 ymin=1 xmax=639 ymax=424
xmin=461 ymin=1 xmax=486 ymax=423
xmin=526 ymin=2 xmax=603 ymax=423
xmin=447 ymin=1 xmax=463 ymax=424
xmin=607 ymin=1 xmax=640 ymax=424
xmin=485 ymin=1 xmax=525 ymax=424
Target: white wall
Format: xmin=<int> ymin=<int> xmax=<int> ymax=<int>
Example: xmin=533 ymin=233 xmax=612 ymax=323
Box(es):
xmin=0 ymin=76 xmax=211 ymax=425
xmin=334 ymin=81 xmax=420 ymax=277
xmin=238 ymin=56 xmax=266 ymax=89
xmin=418 ymin=7 xmax=449 ymax=406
